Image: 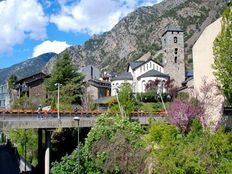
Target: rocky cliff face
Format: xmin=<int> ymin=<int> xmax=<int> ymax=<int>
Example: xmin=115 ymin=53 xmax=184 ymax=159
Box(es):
xmin=43 ymin=0 xmax=227 ymax=74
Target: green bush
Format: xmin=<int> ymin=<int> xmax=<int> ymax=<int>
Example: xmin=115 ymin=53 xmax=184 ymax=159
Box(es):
xmin=146 ymin=119 xmax=232 ymax=174
xmin=51 ymin=114 xmax=147 ymax=174
xmin=138 ymin=92 xmax=172 ymax=103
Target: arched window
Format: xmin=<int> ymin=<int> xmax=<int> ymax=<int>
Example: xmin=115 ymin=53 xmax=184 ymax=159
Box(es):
xmin=175 ymin=56 xmax=177 ymax=63
xmin=175 ymin=48 xmax=178 ymax=54
xmin=174 ymin=36 xmax=177 ymax=43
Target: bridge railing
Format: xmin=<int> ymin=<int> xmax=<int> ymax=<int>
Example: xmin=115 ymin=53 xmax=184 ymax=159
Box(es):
xmin=0 ymin=109 xmax=166 ymax=121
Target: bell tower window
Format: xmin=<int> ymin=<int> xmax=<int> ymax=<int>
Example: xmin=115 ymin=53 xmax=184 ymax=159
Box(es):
xmin=174 ymin=36 xmax=177 ymax=43
xmin=174 ymin=48 xmax=178 ymax=54
xmin=174 ymin=56 xmax=177 ymax=63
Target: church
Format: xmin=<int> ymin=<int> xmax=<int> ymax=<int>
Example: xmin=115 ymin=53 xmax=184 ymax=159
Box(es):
xmin=111 ymin=24 xmax=185 ymax=96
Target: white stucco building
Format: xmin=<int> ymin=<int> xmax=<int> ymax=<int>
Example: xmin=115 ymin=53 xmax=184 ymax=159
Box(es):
xmin=111 ymin=59 xmax=169 ymax=96
xmin=192 ymin=18 xmax=224 ymax=128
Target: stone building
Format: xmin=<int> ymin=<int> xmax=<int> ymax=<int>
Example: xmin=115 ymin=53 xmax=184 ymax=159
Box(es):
xmin=15 ymin=72 xmax=48 ymax=105
xmin=162 ymin=25 xmax=185 ymax=87
xmin=111 ymin=24 xmax=185 ymax=96
xmin=80 ymin=65 xmax=111 ymax=101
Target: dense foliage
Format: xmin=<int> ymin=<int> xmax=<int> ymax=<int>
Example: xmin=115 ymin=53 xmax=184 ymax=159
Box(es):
xmin=7 ymin=74 xmax=17 ymax=90
xmin=51 ymin=114 xmax=232 ymax=174
xmin=213 ymin=4 xmax=232 ymax=105
xmin=146 ymin=119 xmax=232 ymax=174
xmin=110 ymin=83 xmax=139 ymax=116
xmin=51 ymin=114 xmax=146 ymax=174
xmin=8 ymin=129 xmax=38 ymax=166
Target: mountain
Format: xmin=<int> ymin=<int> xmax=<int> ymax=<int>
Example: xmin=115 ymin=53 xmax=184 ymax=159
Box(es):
xmin=44 ymin=0 xmax=227 ymax=74
xmin=0 ymin=52 xmax=56 ymax=84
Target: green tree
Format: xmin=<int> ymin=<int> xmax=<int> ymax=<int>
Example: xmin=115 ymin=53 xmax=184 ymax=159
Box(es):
xmin=51 ymin=114 xmax=146 ymax=174
xmin=7 ymin=129 xmax=38 ymax=166
xmin=117 ymin=83 xmax=139 ymax=116
xmin=8 ymin=74 xmax=17 ymax=90
xmin=213 ymin=4 xmax=232 ymax=105
xmin=7 ymin=74 xmax=17 ymax=106
xmin=46 ymin=53 xmax=84 ymax=108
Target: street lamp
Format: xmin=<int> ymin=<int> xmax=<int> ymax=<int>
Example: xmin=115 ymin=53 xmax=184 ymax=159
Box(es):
xmin=73 ymin=116 xmax=80 ymax=174
xmin=55 ymin=83 xmax=62 ymax=120
xmin=157 ymin=81 xmax=167 ymax=114
xmin=116 ymin=88 xmax=124 ymax=117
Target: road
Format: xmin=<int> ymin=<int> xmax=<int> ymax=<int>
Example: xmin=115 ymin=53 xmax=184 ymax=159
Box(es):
xmin=0 ymin=145 xmax=20 ymax=174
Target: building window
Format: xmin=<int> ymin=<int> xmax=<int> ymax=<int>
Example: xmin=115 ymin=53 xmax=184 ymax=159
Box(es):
xmin=175 ymin=56 xmax=177 ymax=63
xmin=150 ymin=62 xmax=152 ymax=68
xmin=174 ymin=36 xmax=177 ymax=43
xmin=140 ymin=67 xmax=142 ymax=73
xmin=147 ymin=64 xmax=148 ymax=70
xmin=143 ymin=65 xmax=145 ymax=71
xmin=175 ymin=48 xmax=178 ymax=54
xmin=153 ymin=64 xmax=155 ymax=69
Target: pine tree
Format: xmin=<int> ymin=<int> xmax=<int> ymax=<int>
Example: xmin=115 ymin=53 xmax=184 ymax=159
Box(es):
xmin=46 ymin=53 xmax=84 ymax=106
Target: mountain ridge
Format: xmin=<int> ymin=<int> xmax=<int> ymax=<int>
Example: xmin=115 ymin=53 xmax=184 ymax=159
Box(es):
xmin=43 ymin=0 xmax=226 ymax=75
xmin=0 ymin=52 xmax=56 ymax=84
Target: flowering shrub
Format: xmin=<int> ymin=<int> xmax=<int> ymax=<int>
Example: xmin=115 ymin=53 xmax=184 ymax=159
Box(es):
xmin=167 ymin=99 xmax=203 ymax=133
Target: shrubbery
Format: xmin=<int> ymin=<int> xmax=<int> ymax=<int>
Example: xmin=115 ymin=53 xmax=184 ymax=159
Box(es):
xmin=51 ymin=114 xmax=146 ymax=174
xmin=146 ymin=119 xmax=232 ymax=174
xmin=138 ymin=92 xmax=171 ymax=103
xmin=51 ymin=115 xmax=232 ymax=174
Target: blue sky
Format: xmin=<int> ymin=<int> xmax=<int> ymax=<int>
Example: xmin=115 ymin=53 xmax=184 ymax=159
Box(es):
xmin=0 ymin=0 xmax=162 ymax=69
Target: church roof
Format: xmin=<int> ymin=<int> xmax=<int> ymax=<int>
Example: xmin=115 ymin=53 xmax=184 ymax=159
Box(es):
xmin=112 ymin=72 xmax=133 ymax=81
xmin=162 ymin=24 xmax=183 ymax=36
xmin=129 ymin=61 xmax=144 ymax=70
xmin=128 ymin=59 xmax=163 ymax=71
xmin=138 ymin=69 xmax=169 ymax=79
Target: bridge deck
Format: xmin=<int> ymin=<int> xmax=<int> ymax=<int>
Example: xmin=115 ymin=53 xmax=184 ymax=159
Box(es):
xmin=0 ymin=111 xmax=165 ymax=129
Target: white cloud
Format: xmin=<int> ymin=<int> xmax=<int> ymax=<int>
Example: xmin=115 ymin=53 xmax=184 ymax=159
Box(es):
xmin=50 ymin=0 xmax=163 ymax=35
xmin=32 ymin=40 xmax=71 ymax=57
xmin=0 ymin=0 xmax=48 ymax=54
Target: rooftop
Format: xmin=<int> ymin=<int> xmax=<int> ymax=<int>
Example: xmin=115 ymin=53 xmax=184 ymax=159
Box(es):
xmin=112 ymin=72 xmax=133 ymax=81
xmin=138 ymin=69 xmax=169 ymax=79
xmin=162 ymin=24 xmax=183 ymax=36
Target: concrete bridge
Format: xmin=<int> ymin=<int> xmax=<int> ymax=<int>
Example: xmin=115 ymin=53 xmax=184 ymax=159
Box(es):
xmin=1 ymin=110 xmax=231 ymax=174
xmin=0 ymin=111 xmax=166 ymax=129
xmin=0 ymin=110 xmax=165 ymax=174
